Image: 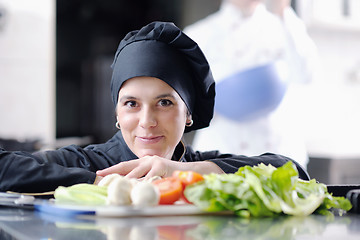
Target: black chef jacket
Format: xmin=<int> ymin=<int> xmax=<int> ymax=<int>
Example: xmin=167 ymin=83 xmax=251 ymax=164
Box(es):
xmin=0 ymin=131 xmax=309 ymax=193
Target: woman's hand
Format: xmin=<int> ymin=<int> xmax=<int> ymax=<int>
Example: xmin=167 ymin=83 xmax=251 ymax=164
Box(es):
xmin=96 ymin=156 xmax=223 ymax=180
xmin=97 ymin=156 xmax=179 ymax=180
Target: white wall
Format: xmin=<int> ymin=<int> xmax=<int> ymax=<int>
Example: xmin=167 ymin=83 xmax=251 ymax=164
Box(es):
xmin=296 ymin=0 xmax=360 ymax=159
xmin=0 ymin=0 xmax=56 ymax=143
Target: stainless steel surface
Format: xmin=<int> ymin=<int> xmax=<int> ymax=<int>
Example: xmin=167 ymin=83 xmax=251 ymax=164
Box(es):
xmin=1 ymin=207 xmax=360 ymax=240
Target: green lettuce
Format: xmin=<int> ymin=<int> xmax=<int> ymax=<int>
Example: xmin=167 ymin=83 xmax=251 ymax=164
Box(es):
xmin=184 ymin=162 xmax=352 ymax=217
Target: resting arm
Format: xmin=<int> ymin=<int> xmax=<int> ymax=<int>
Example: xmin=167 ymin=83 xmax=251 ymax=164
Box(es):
xmin=96 ymin=147 xmax=309 ymax=181
xmin=185 ymin=147 xmax=310 ymax=180
xmin=0 ymin=146 xmax=106 ymax=193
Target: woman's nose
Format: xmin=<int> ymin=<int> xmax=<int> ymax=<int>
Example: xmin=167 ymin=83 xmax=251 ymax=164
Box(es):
xmin=139 ymin=107 xmax=157 ymax=128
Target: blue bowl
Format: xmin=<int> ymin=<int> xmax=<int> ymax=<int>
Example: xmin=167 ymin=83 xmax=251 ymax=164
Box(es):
xmin=215 ymin=62 xmax=288 ymax=122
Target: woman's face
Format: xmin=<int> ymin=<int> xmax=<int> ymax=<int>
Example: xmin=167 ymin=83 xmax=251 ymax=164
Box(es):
xmin=228 ymin=0 xmax=260 ymax=16
xmin=116 ymin=76 xmax=190 ymax=159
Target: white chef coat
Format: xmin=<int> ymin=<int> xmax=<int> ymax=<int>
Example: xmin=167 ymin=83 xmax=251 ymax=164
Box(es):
xmin=184 ymin=1 xmax=318 ymax=169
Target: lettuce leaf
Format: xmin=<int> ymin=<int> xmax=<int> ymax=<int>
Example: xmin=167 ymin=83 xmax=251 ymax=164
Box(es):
xmin=184 ymin=162 xmax=352 ymax=217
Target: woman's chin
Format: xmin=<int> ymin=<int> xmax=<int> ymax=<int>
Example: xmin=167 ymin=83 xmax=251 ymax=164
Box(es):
xmin=135 ymin=149 xmax=171 ymax=159
xmin=137 ymin=150 xmax=163 ymax=158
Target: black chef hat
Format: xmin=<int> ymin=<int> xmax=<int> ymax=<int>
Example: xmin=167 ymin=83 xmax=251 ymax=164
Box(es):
xmin=110 ymin=21 xmax=215 ymax=132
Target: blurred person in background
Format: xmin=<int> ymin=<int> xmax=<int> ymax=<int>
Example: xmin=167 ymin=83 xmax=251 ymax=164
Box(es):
xmin=184 ymin=0 xmax=318 ymax=169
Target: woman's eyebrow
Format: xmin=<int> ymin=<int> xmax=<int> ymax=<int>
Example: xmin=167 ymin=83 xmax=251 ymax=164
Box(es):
xmin=119 ymin=93 xmax=176 ymax=102
xmin=119 ymin=95 xmax=137 ymax=102
xmin=156 ymin=93 xmax=176 ymax=99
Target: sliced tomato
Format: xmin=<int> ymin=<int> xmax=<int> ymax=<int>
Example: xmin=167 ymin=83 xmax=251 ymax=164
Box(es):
xmin=172 ymin=171 xmax=204 ymax=188
xmin=172 ymin=171 xmax=204 ymax=203
xmin=152 ymin=177 xmax=183 ymax=205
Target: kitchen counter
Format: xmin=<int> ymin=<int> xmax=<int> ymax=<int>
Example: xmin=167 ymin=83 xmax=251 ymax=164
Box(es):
xmin=1 ymin=207 xmax=359 ymax=240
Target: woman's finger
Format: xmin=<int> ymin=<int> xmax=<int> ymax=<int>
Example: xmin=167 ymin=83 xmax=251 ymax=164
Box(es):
xmin=127 ymin=156 xmax=168 ymax=179
xmin=143 ymin=167 xmax=165 ymax=180
xmin=125 ymin=164 xmax=151 ymax=179
xmin=96 ymin=159 xmax=139 ymax=176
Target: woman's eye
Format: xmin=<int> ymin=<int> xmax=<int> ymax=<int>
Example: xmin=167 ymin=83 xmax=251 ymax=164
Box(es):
xmin=125 ymin=100 xmax=138 ymax=108
xmin=159 ymin=99 xmax=173 ymax=107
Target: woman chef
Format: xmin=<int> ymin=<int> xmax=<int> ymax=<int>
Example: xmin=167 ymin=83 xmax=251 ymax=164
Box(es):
xmin=0 ymin=22 xmax=309 ymax=193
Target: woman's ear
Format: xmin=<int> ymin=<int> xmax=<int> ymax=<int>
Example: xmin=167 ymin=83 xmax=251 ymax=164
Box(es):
xmin=186 ymin=114 xmax=193 ymax=127
xmin=186 ymin=111 xmax=192 ymax=121
xmin=115 ymin=116 xmax=121 ymax=130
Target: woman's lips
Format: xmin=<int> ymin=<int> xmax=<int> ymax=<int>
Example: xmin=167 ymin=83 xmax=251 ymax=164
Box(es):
xmin=136 ymin=136 xmax=164 ymax=144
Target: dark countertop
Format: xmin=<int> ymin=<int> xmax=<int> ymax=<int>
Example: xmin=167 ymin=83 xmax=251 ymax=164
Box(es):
xmin=1 ymin=206 xmax=360 ymax=240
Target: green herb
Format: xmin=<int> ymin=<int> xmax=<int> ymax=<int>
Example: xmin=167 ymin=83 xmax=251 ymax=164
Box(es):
xmin=184 ymin=162 xmax=352 ymax=217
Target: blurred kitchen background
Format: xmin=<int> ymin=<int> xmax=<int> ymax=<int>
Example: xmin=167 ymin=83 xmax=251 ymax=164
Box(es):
xmin=1 ymin=0 xmax=360 ymax=184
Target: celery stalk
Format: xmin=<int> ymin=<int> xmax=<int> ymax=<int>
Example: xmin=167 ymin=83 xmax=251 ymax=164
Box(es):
xmin=54 ymin=183 xmax=108 ymax=205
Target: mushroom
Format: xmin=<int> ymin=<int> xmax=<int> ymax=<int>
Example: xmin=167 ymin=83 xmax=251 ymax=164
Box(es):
xmin=130 ymin=181 xmax=159 ymax=207
xmin=106 ymin=175 xmax=133 ymax=205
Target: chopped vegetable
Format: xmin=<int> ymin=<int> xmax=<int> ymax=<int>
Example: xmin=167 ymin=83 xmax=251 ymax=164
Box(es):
xmin=98 ymin=173 xmax=122 ymax=187
xmin=184 ymin=162 xmax=352 ymax=217
xmin=172 ymin=171 xmax=204 ymax=188
xmin=54 ymin=174 xmax=159 ymax=206
xmin=106 ymin=175 xmax=133 ymax=205
xmin=54 ymin=183 xmax=108 ymax=205
xmin=152 ymin=177 xmax=183 ymax=205
xmin=131 ymin=181 xmax=160 ymax=206
xmin=172 ymin=171 xmax=204 ymax=203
